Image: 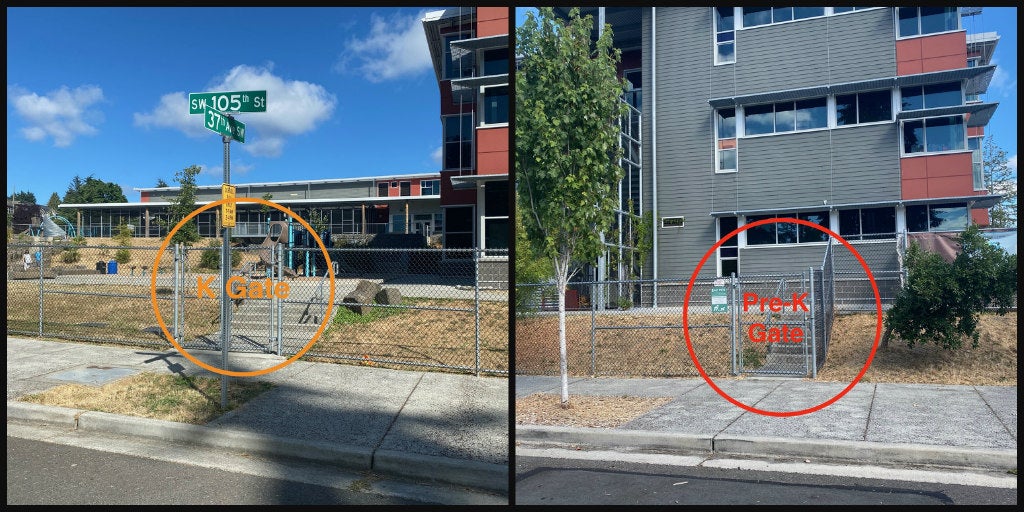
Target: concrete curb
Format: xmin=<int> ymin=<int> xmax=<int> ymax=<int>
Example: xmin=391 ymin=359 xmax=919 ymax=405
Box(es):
xmin=516 ymin=425 xmax=714 ymax=453
xmin=515 ymin=424 xmax=1017 ymax=471
xmin=374 ymin=449 xmax=508 ymax=493
xmin=8 ymin=401 xmax=504 ymax=492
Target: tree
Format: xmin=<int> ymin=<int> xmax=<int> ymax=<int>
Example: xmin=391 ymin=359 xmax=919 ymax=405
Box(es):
xmin=161 ymin=165 xmax=202 ymax=245
xmin=517 ymin=7 xmax=627 ymax=406
xmin=155 ymin=178 xmax=169 ymax=188
xmin=47 ymin=192 xmax=61 ymax=213
xmin=883 ymin=225 xmax=1017 ymax=350
xmin=63 ymin=175 xmax=127 ymax=204
xmin=983 ymin=136 xmax=1017 ymax=227
xmin=9 ymin=190 xmax=37 ymax=204
xmin=514 ymin=202 xmax=555 ymax=317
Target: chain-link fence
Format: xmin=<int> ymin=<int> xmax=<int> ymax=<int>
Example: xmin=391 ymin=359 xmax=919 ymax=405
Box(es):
xmin=7 ymin=242 xmax=508 ymax=376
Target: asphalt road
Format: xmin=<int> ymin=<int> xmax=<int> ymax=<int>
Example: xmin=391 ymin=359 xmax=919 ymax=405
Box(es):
xmin=515 ymin=455 xmax=1018 ymax=506
xmin=7 ymin=436 xmax=432 ymax=505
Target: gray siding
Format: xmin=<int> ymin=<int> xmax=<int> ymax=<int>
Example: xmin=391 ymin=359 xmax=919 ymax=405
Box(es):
xmin=308 ymin=181 xmax=373 ymax=200
xmin=829 ymin=123 xmax=901 ymax=204
xmin=827 ymin=8 xmax=896 ymax=84
xmin=651 ymin=8 xmax=719 ymax=281
xmin=739 ymin=244 xmax=828 ymax=275
xmin=732 ymin=130 xmax=832 ymax=211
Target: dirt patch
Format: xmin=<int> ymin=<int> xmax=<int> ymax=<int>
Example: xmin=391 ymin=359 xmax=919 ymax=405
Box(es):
xmin=516 ymin=311 xmax=1017 ymax=386
xmin=19 ymin=371 xmax=273 ymax=424
xmin=516 ymin=393 xmax=673 ymax=428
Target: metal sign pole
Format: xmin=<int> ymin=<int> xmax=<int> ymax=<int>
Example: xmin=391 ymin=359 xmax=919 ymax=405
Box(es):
xmin=221 ymin=133 xmax=231 ymax=409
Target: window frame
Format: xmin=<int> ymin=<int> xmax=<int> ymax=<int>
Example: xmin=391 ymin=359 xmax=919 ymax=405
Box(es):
xmin=419 ymin=179 xmax=440 ymax=196
xmin=896 ymin=7 xmax=961 ymax=39
xmin=899 ymin=81 xmax=964 ymax=111
xmin=442 ymin=31 xmax=475 ymax=80
xmin=743 ymin=212 xmax=831 ymax=247
xmin=713 ymin=7 xmax=737 ymax=65
xmin=905 ymin=202 xmax=970 ymax=233
xmin=835 ymin=89 xmax=894 ymax=127
xmin=715 ymin=107 xmax=738 ymax=174
xmin=838 ymin=207 xmax=897 ymax=241
xmin=478 ymin=84 xmax=509 ymax=127
xmin=740 ymin=97 xmax=828 ymax=138
xmin=717 ymin=216 xmax=739 ymax=277
xmin=900 ymin=115 xmax=968 ymax=156
xmin=968 ymin=136 xmax=985 ymax=190
xmin=441 ymin=112 xmax=475 ymax=171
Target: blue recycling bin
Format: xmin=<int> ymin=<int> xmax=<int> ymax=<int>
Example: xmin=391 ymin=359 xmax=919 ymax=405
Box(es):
xmin=107 ymin=260 xmax=118 ymax=274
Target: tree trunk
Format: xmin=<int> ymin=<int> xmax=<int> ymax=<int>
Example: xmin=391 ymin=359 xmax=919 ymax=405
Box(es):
xmin=556 ymin=257 xmax=570 ymax=408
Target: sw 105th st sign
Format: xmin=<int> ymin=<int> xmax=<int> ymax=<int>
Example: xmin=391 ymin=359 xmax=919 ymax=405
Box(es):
xmin=189 ymin=90 xmax=266 ymax=114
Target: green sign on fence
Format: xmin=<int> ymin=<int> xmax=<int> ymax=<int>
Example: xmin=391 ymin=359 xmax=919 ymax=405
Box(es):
xmin=711 ymin=285 xmax=729 ymax=313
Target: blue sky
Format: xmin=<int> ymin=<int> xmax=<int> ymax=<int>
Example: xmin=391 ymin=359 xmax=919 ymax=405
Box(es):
xmin=7 ymin=7 xmax=447 ymax=203
xmin=514 ymin=6 xmax=1018 ymax=182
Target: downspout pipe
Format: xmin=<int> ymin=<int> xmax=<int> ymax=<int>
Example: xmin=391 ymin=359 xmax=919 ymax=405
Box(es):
xmin=651 ymin=7 xmax=659 ymax=306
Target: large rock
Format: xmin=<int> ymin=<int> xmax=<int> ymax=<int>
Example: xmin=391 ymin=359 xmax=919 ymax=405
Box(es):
xmin=375 ymin=287 xmax=402 ymax=306
xmin=343 ymin=279 xmax=381 ymax=315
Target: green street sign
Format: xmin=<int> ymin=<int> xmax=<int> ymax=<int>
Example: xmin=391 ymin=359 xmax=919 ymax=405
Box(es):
xmin=204 ymin=107 xmax=246 ymax=143
xmin=189 ymin=90 xmax=266 ymax=114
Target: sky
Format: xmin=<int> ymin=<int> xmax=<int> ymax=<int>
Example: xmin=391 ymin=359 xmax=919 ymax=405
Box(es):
xmin=7 ymin=7 xmax=447 ymax=204
xmin=7 ymin=7 xmax=1018 ymax=205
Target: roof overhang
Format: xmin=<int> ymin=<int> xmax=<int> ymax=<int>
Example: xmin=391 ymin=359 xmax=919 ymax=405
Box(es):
xmin=134 ymin=172 xmax=441 ymax=193
xmin=966 ymin=31 xmax=1000 ymax=64
xmin=709 ymin=66 xmax=997 ymax=108
xmin=450 ymin=34 xmax=508 ymax=59
xmin=62 ymin=195 xmax=441 ymax=210
xmin=450 ymin=73 xmax=508 ymax=102
xmin=450 ymin=173 xmax=509 ymax=190
xmin=709 ymin=194 xmax=1004 ymax=217
xmin=422 ymin=8 xmax=476 ymax=82
xmin=896 ymin=101 xmax=998 ymax=127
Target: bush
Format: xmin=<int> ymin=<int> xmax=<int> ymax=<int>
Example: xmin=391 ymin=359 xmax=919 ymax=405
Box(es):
xmin=199 ymin=240 xmax=242 ymax=269
xmin=60 ymin=248 xmax=81 ymax=264
xmin=115 ymin=248 xmax=131 ymax=264
xmin=884 ymin=225 xmax=1017 ymax=350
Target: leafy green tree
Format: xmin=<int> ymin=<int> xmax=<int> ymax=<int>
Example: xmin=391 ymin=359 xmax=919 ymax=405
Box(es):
xmin=517 ymin=7 xmax=627 ymax=405
xmin=60 ymin=175 xmax=127 ymax=223
xmin=160 ymin=165 xmax=202 ymax=245
xmin=883 ymin=225 xmax=1017 ymax=350
xmin=47 ymin=192 xmax=61 ymax=213
xmin=155 ymin=178 xmax=169 ymax=188
xmin=983 ymin=136 xmax=1017 ymax=227
xmin=514 ymin=202 xmax=555 ymax=316
xmin=10 ymin=190 xmax=37 ymax=204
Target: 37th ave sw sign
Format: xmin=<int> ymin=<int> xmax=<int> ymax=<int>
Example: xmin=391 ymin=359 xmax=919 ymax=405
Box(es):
xmin=189 ymin=90 xmax=266 ymax=114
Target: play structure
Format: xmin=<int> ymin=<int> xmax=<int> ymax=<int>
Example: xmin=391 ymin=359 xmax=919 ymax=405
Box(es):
xmin=248 ymin=219 xmax=332 ymax=278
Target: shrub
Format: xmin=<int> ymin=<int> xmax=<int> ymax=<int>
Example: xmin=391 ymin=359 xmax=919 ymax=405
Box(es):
xmin=199 ymin=240 xmax=242 ymax=269
xmin=115 ymin=248 xmax=131 ymax=264
xmin=60 ymin=248 xmax=81 ymax=264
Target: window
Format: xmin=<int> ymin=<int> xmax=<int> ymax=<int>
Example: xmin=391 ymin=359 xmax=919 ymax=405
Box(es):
xmin=836 ymin=90 xmax=893 ymax=125
xmin=399 ymin=181 xmax=411 ymax=197
xmin=443 ymin=33 xmax=475 ymax=79
xmin=718 ymin=216 xmax=738 ymax=277
xmin=742 ymin=7 xmax=824 ymax=27
xmin=443 ymin=114 xmax=473 ymax=169
xmin=839 ymin=207 xmax=896 ymax=240
xmin=482 ymin=180 xmax=509 ymax=255
xmin=480 ymin=85 xmax=508 ymax=125
xmin=901 ymin=82 xmax=962 ymax=111
xmin=746 ymin=212 xmax=830 ymax=245
xmin=377 ymin=183 xmax=388 ymax=197
xmin=714 ymin=7 xmax=735 ymax=64
xmin=390 ymin=213 xmax=406 ymax=234
xmin=833 ymin=7 xmax=868 ymax=14
xmin=662 ymin=216 xmax=686 ymax=228
xmin=482 ymin=48 xmax=507 ymax=76
xmin=420 ymin=179 xmax=440 ymax=196
xmin=743 ymin=98 xmax=827 ymax=136
xmin=444 ymin=206 xmax=474 ymax=252
xmin=906 ymin=203 xmax=969 ymax=232
xmin=716 ymin=108 xmax=737 ymax=172
xmin=902 ymin=116 xmax=965 ymax=154
xmin=969 ymin=137 xmax=984 ymax=189
xmin=898 ymin=7 xmax=958 ymax=38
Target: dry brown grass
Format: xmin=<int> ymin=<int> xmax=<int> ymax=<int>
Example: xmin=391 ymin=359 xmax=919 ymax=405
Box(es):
xmin=515 ymin=311 xmax=1017 ymax=386
xmin=308 ymin=299 xmax=509 ymax=373
xmin=515 ymin=393 xmax=673 ymax=428
xmin=19 ymin=372 xmax=273 ymax=424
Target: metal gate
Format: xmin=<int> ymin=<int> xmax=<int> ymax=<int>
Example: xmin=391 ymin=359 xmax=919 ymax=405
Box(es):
xmin=733 ymin=272 xmax=814 ymax=376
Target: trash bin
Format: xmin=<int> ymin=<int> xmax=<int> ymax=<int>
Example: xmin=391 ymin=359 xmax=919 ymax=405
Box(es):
xmin=107 ymin=260 xmax=118 ymax=275
xmin=96 ymin=261 xmax=106 ymax=274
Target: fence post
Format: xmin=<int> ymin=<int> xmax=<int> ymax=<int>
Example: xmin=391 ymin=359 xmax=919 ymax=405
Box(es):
xmin=173 ymin=243 xmax=180 ymax=342
xmin=809 ymin=267 xmax=817 ymax=379
xmin=590 ymin=281 xmax=597 ymax=377
xmin=38 ymin=244 xmax=44 ymax=337
xmin=730 ymin=273 xmax=737 ymax=375
xmin=474 ymin=248 xmax=481 ymax=377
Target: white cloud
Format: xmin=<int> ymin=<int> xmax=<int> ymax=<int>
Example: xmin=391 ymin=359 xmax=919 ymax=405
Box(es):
xmin=336 ymin=10 xmax=433 ymax=82
xmin=1008 ymin=154 xmax=1017 ymax=175
xmin=431 ymin=145 xmax=443 ymax=166
xmin=988 ymin=58 xmax=1017 ymax=98
xmin=199 ymin=162 xmax=253 ymax=180
xmin=8 ymin=84 xmax=104 ymax=147
xmin=134 ymin=64 xmax=336 ymax=158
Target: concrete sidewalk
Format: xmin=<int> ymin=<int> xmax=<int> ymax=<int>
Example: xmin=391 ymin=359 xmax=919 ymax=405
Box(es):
xmin=6 ymin=337 xmax=509 ymax=498
xmin=516 ymin=376 xmax=1017 ymax=472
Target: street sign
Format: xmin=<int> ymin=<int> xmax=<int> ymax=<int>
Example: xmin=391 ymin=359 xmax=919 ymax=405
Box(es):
xmin=189 ymin=90 xmax=266 ymax=114
xmin=204 ymin=107 xmax=246 ymax=143
xmin=221 ymin=184 xmax=236 ymax=228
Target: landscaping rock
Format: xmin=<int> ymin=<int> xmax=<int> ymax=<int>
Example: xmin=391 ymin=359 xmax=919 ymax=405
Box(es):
xmin=375 ymin=287 xmax=402 ymax=305
xmin=343 ymin=279 xmax=381 ymax=315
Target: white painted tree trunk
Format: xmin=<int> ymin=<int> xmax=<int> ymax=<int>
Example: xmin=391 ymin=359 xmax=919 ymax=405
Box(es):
xmin=555 ymin=256 xmax=570 ymax=406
